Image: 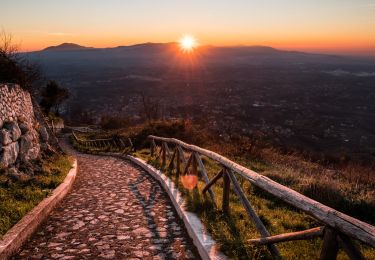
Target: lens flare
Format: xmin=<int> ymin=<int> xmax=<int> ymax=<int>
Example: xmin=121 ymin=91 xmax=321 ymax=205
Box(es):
xmin=179 ymin=35 xmax=197 ymax=52
xmin=180 ymin=175 xmax=198 ymax=190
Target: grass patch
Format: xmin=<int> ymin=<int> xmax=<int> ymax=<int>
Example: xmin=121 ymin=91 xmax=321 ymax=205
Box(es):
xmin=140 ymin=150 xmax=375 ymax=259
xmin=0 ymin=154 xmax=73 ymax=237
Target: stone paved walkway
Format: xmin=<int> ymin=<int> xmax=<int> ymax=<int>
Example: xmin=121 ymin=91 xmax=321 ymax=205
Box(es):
xmin=13 ymin=142 xmax=199 ymax=259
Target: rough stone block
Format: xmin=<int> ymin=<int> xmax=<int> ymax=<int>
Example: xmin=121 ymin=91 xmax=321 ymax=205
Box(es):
xmin=4 ymin=121 xmax=22 ymax=141
xmin=18 ymin=133 xmax=33 ymax=161
xmin=0 ymin=129 xmax=12 ymax=146
xmin=19 ymin=132 xmax=40 ymax=162
xmin=19 ymin=123 xmax=29 ymax=134
xmin=27 ymin=145 xmax=40 ymax=160
xmin=0 ymin=141 xmax=19 ymax=167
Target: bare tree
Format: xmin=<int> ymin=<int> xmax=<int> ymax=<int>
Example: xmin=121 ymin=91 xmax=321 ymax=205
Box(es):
xmin=0 ymin=30 xmax=42 ymax=92
xmin=0 ymin=30 xmax=18 ymax=58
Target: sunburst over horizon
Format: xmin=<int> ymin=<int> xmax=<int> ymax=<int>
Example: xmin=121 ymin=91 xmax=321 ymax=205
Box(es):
xmin=179 ymin=35 xmax=197 ymax=52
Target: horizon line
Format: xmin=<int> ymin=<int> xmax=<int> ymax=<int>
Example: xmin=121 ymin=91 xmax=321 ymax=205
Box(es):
xmin=23 ymin=42 xmax=375 ymax=58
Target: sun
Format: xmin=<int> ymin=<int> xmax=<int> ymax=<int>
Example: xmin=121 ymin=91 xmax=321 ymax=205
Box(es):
xmin=179 ymin=35 xmax=197 ymax=52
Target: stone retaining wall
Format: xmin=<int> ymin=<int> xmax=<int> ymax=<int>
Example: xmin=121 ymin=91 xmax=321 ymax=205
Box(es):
xmin=0 ymin=84 xmax=42 ymax=168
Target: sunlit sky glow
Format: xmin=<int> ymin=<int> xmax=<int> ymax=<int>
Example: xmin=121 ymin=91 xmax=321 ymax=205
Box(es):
xmin=179 ymin=35 xmax=197 ymax=52
xmin=1 ymin=0 xmax=375 ymax=55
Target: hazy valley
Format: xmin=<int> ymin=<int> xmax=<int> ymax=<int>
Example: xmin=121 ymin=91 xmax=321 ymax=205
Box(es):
xmin=27 ymin=43 xmax=375 ymax=164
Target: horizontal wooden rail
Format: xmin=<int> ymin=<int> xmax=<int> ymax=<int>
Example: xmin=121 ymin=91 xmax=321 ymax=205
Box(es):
xmin=65 ymin=125 xmax=97 ymax=133
xmin=71 ymin=131 xmax=133 ymax=153
xmin=248 ymin=226 xmax=324 ymax=245
xmin=148 ymin=135 xmax=375 ymax=249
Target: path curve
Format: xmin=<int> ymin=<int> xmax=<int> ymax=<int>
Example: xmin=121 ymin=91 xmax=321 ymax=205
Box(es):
xmin=13 ymin=141 xmax=199 ymax=259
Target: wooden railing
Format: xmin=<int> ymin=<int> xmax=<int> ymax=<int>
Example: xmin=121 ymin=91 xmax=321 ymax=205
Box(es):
xmin=148 ymin=135 xmax=375 ymax=259
xmin=72 ymin=131 xmax=133 ymax=153
xmin=65 ymin=125 xmax=98 ymax=133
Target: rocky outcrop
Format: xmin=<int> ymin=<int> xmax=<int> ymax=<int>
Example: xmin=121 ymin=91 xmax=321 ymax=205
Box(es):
xmin=0 ymin=129 xmax=12 ymax=146
xmin=0 ymin=84 xmax=42 ymax=168
xmin=5 ymin=122 xmax=22 ymax=141
xmin=0 ymin=142 xmax=19 ymax=167
xmin=18 ymin=132 xmax=40 ymax=162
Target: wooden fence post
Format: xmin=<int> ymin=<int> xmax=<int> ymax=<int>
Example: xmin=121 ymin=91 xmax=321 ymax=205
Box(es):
xmin=177 ymin=146 xmax=187 ymax=164
xmin=194 ymin=153 xmax=216 ymax=204
xmin=128 ymin=138 xmax=134 ymax=151
xmin=320 ymin=228 xmax=339 ymax=260
xmin=226 ymin=169 xmax=280 ymax=256
xmin=150 ymin=140 xmax=155 ymax=156
xmin=161 ymin=142 xmax=166 ymax=168
xmin=168 ymin=148 xmax=177 ymax=170
xmin=222 ymin=169 xmax=230 ymax=215
xmin=338 ymin=234 xmax=364 ymax=260
xmin=164 ymin=142 xmax=171 ymax=157
xmin=191 ymin=152 xmax=198 ymax=176
xmin=176 ymin=147 xmax=181 ymax=177
xmin=182 ymin=153 xmax=193 ymax=176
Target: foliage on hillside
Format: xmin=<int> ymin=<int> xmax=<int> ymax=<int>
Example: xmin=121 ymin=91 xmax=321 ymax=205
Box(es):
xmin=39 ymin=80 xmax=70 ymax=115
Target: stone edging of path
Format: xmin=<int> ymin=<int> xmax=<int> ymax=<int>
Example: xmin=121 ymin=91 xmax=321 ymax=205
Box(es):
xmin=104 ymin=152 xmax=227 ymax=260
xmin=0 ymin=159 xmax=78 ymax=260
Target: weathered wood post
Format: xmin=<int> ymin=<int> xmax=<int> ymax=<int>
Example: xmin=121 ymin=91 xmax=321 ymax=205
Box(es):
xmin=176 ymin=147 xmax=181 ymax=177
xmin=320 ymin=228 xmax=339 ymax=260
xmin=152 ymin=139 xmax=158 ymax=157
xmin=338 ymin=234 xmax=364 ymax=260
xmin=150 ymin=140 xmax=155 ymax=156
xmin=168 ymin=147 xmax=177 ymax=171
xmin=111 ymin=139 xmax=116 ymax=151
xmin=191 ymin=152 xmax=198 ymax=176
xmin=194 ymin=153 xmax=216 ymax=204
xmin=114 ymin=138 xmax=120 ymax=150
xmin=128 ymin=138 xmax=134 ymax=152
xmin=226 ymin=170 xmax=280 ymax=256
xmin=222 ymin=168 xmax=231 ymax=214
xmin=161 ymin=142 xmax=166 ymax=168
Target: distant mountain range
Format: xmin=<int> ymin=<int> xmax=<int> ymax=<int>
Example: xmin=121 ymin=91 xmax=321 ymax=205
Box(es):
xmin=40 ymin=42 xmax=281 ymax=53
xmin=37 ymin=42 xmax=312 ymax=58
xmin=42 ymin=43 xmax=93 ymax=52
xmin=25 ymin=42 xmax=374 ymax=77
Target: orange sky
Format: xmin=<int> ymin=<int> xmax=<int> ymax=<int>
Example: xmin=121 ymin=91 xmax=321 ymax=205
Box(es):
xmin=1 ymin=0 xmax=375 ymax=55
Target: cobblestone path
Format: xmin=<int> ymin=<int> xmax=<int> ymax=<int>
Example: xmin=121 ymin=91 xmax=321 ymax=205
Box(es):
xmin=13 ymin=143 xmax=199 ymax=259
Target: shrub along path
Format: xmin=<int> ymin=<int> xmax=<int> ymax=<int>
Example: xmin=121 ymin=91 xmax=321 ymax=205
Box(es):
xmin=13 ymin=140 xmax=198 ymax=259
